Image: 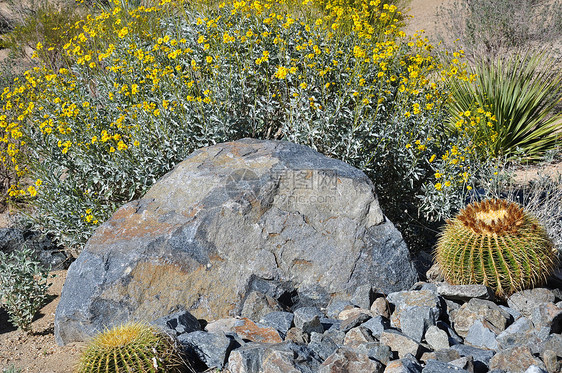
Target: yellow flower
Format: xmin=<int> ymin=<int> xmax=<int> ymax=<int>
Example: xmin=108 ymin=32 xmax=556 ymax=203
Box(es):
xmin=434 ymin=183 xmax=442 ymax=190
xmin=274 ymin=66 xmax=289 ymax=79
xmin=206 ymin=56 xmax=213 ymax=64
xmin=117 ymin=27 xmax=129 ymax=38
xmin=28 ymin=186 xmax=37 ymax=197
xmin=35 ymin=179 xmax=42 ymax=187
xmin=117 ymin=141 xmax=128 ymax=151
xmin=223 ymin=32 xmax=235 ymax=43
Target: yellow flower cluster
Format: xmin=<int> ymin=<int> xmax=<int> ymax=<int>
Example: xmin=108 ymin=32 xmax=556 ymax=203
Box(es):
xmin=0 ymin=0 xmax=476 ymax=245
xmin=430 ymin=107 xmax=498 ymax=191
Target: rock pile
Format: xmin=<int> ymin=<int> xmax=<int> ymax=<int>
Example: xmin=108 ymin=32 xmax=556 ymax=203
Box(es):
xmin=157 ymin=283 xmax=562 ymax=373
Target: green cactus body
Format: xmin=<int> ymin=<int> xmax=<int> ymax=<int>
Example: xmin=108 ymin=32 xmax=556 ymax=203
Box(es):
xmin=76 ymin=322 xmax=188 ymax=373
xmin=435 ymin=198 xmax=558 ymax=298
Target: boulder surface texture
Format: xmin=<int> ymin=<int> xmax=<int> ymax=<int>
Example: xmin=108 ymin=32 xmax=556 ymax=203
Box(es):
xmin=55 ymin=139 xmax=417 ymax=345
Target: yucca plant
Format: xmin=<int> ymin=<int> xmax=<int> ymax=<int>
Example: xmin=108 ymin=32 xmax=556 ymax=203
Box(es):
xmin=75 ymin=322 xmax=190 ymax=373
xmin=435 ymin=198 xmax=558 ymax=298
xmin=447 ymin=51 xmax=562 ymax=162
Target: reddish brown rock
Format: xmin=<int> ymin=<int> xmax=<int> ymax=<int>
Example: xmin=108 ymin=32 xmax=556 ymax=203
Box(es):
xmin=234 ymin=318 xmax=283 ymax=344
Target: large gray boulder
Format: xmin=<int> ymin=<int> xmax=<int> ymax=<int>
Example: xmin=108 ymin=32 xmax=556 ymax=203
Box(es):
xmin=54 ymin=139 xmax=417 ymax=345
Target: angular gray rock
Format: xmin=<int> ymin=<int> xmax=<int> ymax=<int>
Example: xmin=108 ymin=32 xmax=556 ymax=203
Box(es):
xmin=308 ymin=331 xmax=340 ymax=361
xmin=380 ymin=329 xmax=425 ymax=359
xmin=260 ymin=312 xmax=294 ymax=338
xmin=489 ymin=346 xmax=546 ymax=373
xmin=450 ymin=299 xmax=511 ymax=338
xmin=399 ymin=305 xmax=439 ymax=343
xmin=356 ymin=343 xmax=392 ymax=365
xmin=351 ymin=284 xmax=374 ymax=309
xmin=387 ymin=290 xmax=441 ymax=329
xmin=178 ymin=331 xmax=232 ymax=369
xmin=425 ymin=325 xmax=450 ymax=351
xmin=542 ymin=334 xmax=562 ymax=358
xmin=422 ymin=359 xmax=471 ymax=373
xmin=496 ymin=317 xmax=544 ymax=354
xmin=449 ymin=356 xmax=475 ymax=373
xmin=151 ymin=309 xmax=201 ymax=337
xmin=436 ymin=321 xmax=463 ymax=345
xmin=464 ymin=320 xmax=498 ymax=350
xmin=205 ymin=318 xmax=241 ymax=334
xmin=362 ymin=315 xmax=389 ymax=338
xmin=228 ymin=342 xmax=320 ymax=373
xmin=343 ymin=326 xmax=375 ymax=347
xmin=387 ymin=290 xmax=441 ymax=343
xmin=241 ymin=291 xmax=283 ymax=321
xmin=529 ymin=302 xmax=562 ymax=333
xmin=432 ymin=348 xmax=461 ymax=363
xmin=436 ymin=283 xmax=495 ymax=302
xmin=54 ymin=139 xmax=417 ymax=345
xmin=319 ymin=347 xmax=384 ymax=373
xmin=339 ymin=310 xmax=371 ymax=333
xmin=450 ymin=344 xmax=495 ymax=373
xmin=293 ymin=307 xmax=324 ymax=334
xmin=507 ymin=288 xmax=556 ymax=317
xmin=227 ymin=342 xmax=266 ymax=373
xmin=325 ymin=300 xmax=353 ymax=318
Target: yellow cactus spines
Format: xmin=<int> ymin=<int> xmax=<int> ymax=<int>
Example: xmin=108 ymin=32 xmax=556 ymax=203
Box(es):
xmin=76 ymin=322 xmax=189 ymax=373
xmin=435 ymin=198 xmax=558 ymax=298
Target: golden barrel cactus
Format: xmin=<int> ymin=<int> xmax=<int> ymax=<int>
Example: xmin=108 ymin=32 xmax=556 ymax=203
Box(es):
xmin=75 ymin=322 xmax=188 ymax=373
xmin=435 ymin=198 xmax=558 ymax=298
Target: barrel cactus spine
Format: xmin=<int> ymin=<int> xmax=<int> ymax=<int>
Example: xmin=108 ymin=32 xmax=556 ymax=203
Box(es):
xmin=435 ymin=198 xmax=558 ymax=298
xmin=75 ymin=321 xmax=189 ymax=373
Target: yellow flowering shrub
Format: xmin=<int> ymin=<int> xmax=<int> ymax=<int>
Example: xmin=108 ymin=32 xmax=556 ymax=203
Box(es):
xmin=418 ymin=105 xmax=502 ymax=221
xmin=0 ymin=0 xmax=484 ymax=251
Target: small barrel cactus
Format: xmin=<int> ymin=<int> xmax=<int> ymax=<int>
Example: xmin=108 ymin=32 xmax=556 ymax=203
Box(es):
xmin=76 ymin=322 xmax=188 ymax=373
xmin=435 ymin=198 xmax=558 ymax=298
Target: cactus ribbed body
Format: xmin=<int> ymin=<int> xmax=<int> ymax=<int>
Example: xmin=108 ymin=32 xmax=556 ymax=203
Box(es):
xmin=76 ymin=322 xmax=187 ymax=373
xmin=435 ymin=198 xmax=558 ymax=298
